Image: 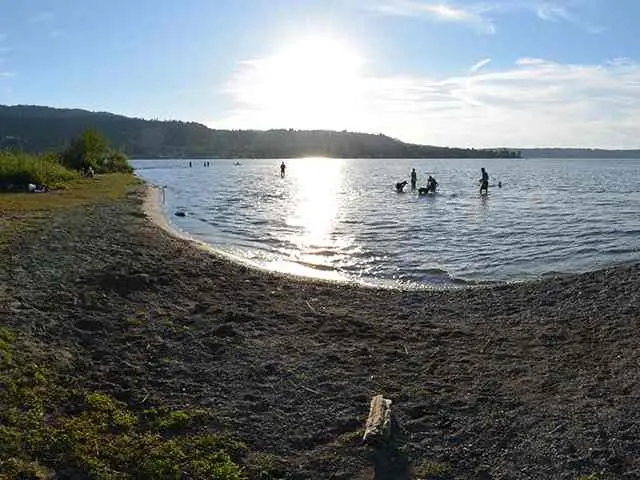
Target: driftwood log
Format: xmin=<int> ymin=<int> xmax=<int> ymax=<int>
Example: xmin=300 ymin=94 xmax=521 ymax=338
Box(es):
xmin=363 ymin=394 xmax=392 ymax=444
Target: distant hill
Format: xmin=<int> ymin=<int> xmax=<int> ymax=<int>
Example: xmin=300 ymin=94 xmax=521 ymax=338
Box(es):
xmin=518 ymin=148 xmax=640 ymax=159
xmin=4 ymin=105 xmax=636 ymax=159
xmin=0 ymin=105 xmax=515 ymax=159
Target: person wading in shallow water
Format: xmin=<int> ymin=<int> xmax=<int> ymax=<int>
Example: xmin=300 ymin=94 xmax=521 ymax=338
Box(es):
xmin=410 ymin=168 xmax=417 ymax=190
xmin=280 ymin=161 xmax=286 ymax=178
xmin=479 ymin=167 xmax=489 ymax=195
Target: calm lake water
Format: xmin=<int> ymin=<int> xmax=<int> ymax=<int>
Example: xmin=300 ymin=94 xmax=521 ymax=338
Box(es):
xmin=133 ymin=158 xmax=640 ymax=288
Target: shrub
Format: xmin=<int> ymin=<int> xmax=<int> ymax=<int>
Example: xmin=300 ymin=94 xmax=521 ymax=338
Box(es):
xmin=0 ymin=151 xmax=78 ymax=189
xmin=60 ymin=129 xmax=132 ymax=174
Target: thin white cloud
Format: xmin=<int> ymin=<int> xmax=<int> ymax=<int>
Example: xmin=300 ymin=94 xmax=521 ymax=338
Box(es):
xmin=536 ymin=3 xmax=569 ymax=21
xmin=535 ymin=2 xmax=602 ymax=33
xmin=214 ymin=54 xmax=640 ymax=148
xmin=369 ymin=1 xmax=496 ymax=33
xmin=0 ymin=72 xmax=16 ymax=79
xmin=470 ymin=58 xmax=492 ymax=73
xmin=365 ymin=0 xmax=602 ymax=34
xmin=516 ymin=57 xmax=547 ymax=66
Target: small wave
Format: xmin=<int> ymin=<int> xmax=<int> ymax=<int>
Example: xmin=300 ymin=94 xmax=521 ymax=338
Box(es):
xmin=295 ymin=260 xmax=339 ymax=272
xmin=306 ymin=248 xmax=339 ymax=257
xmin=601 ymin=247 xmax=638 ymax=255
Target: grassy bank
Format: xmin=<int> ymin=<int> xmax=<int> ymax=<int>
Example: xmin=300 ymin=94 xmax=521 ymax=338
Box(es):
xmin=0 ymin=151 xmax=79 ymax=190
xmin=0 ymin=129 xmax=132 ymax=193
xmin=0 ymin=175 xmax=253 ymax=480
xmin=0 ymin=173 xmax=138 ymax=251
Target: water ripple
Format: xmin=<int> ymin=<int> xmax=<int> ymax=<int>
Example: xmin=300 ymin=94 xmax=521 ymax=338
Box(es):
xmin=135 ymin=157 xmax=640 ymax=287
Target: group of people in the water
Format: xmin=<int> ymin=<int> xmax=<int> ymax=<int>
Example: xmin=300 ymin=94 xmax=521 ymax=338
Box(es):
xmin=188 ymin=161 xmax=212 ymax=167
xmin=397 ymin=167 xmax=500 ymax=195
xmin=275 ymin=162 xmax=498 ymax=195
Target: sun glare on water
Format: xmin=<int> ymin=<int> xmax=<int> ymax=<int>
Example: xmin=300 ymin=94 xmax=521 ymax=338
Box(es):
xmin=237 ymin=35 xmax=366 ymax=128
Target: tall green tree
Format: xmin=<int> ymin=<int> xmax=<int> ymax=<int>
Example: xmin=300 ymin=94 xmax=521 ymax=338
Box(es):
xmin=61 ymin=129 xmax=131 ymax=173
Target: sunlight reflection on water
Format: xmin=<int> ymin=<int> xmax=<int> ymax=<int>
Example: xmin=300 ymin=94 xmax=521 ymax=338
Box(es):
xmin=134 ymin=157 xmax=640 ymax=288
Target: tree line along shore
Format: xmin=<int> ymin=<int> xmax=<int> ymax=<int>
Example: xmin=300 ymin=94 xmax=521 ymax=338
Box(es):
xmin=1 ymin=104 xmax=522 ymax=159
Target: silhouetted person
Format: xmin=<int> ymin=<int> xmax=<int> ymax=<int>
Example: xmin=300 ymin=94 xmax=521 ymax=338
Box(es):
xmin=410 ymin=168 xmax=417 ymax=190
xmin=396 ymin=180 xmax=408 ymax=192
xmin=426 ymin=175 xmax=438 ymax=193
xmin=189 ymin=161 xmax=192 ymax=168
xmin=480 ymin=167 xmax=489 ymax=195
xmin=280 ymin=161 xmax=286 ymax=178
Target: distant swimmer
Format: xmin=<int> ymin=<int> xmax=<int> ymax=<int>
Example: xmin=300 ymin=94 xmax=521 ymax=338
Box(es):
xmin=280 ymin=161 xmax=286 ymax=178
xmin=410 ymin=168 xmax=417 ymax=190
xmin=479 ymin=167 xmax=489 ymax=195
xmin=396 ymin=180 xmax=408 ymax=192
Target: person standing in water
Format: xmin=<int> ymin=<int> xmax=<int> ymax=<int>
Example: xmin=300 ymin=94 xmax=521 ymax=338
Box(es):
xmin=410 ymin=168 xmax=417 ymax=190
xmin=479 ymin=167 xmax=489 ymax=195
xmin=280 ymin=161 xmax=286 ymax=178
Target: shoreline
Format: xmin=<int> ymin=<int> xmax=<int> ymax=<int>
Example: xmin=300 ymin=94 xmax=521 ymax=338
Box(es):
xmin=142 ymin=183 xmax=506 ymax=292
xmin=142 ymin=183 xmax=400 ymax=290
xmin=141 ymin=177 xmax=636 ymax=293
xmin=2 ymin=177 xmax=640 ymax=478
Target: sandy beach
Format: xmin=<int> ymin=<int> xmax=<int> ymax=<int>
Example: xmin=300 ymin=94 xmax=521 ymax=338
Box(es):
xmin=1 ymin=180 xmax=639 ymax=479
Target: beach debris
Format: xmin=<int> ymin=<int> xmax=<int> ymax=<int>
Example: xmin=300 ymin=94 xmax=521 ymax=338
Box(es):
xmin=174 ymin=211 xmax=186 ymax=217
xmin=305 ymin=299 xmax=317 ymax=313
xmin=363 ymin=394 xmax=393 ymax=444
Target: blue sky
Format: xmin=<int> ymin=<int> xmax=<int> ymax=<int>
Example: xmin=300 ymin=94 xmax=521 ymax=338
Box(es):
xmin=1 ymin=0 xmax=640 ymax=148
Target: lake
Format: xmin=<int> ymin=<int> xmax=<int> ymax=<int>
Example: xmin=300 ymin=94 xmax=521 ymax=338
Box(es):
xmin=133 ymin=157 xmax=640 ymax=288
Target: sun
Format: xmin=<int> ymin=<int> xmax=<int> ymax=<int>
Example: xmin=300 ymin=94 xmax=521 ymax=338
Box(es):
xmin=234 ymin=35 xmax=366 ymax=129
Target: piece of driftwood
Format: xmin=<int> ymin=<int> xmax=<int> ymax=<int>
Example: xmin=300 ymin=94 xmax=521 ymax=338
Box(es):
xmin=363 ymin=394 xmax=392 ymax=444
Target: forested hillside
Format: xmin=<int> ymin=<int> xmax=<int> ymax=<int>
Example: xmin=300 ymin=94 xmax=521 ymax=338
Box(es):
xmin=0 ymin=105 xmax=517 ymax=159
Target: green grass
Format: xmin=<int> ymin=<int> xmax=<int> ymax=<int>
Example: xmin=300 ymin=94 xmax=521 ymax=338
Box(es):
xmin=0 ymin=172 xmax=139 ymax=214
xmin=0 ymin=173 xmax=140 ymax=250
xmin=0 ymin=151 xmax=79 ymax=189
xmin=0 ymin=326 xmax=247 ymax=480
xmin=413 ymin=459 xmax=452 ymax=479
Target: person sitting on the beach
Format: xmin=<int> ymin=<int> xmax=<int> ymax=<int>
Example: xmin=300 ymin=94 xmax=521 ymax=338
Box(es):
xmin=426 ymin=175 xmax=438 ymax=193
xmin=396 ymin=180 xmax=408 ymax=192
xmin=28 ymin=183 xmax=48 ymax=193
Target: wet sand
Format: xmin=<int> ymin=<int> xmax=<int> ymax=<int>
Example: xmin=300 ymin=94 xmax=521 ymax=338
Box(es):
xmin=2 ymin=183 xmax=639 ymax=479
